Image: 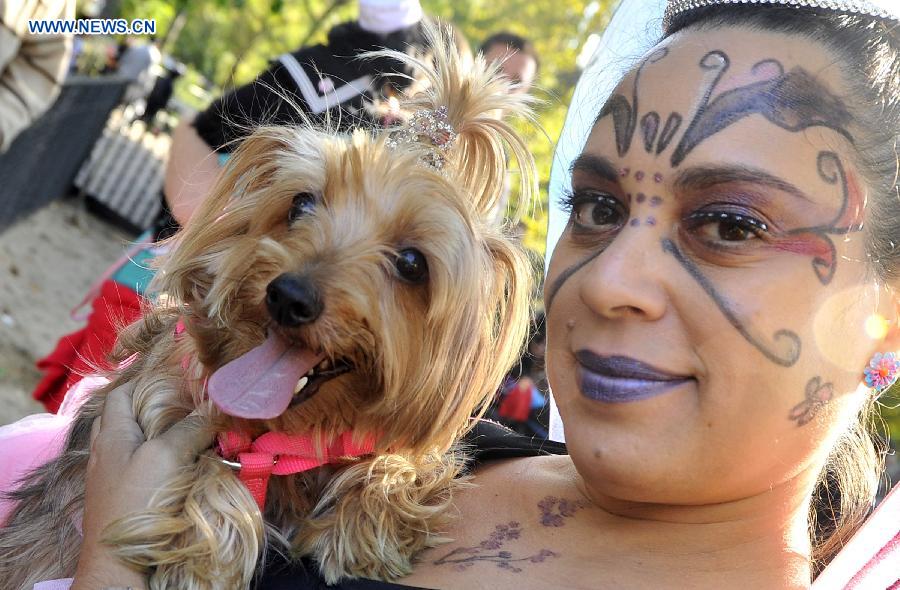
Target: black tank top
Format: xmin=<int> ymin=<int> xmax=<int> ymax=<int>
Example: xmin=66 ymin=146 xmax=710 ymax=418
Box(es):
xmin=253 ymin=420 xmax=568 ymax=589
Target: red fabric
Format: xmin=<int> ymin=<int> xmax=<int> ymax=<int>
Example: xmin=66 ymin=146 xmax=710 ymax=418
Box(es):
xmin=498 ymin=379 xmax=533 ymax=422
xmin=33 ymin=280 xmax=144 ymax=413
xmin=217 ymin=430 xmax=377 ymax=509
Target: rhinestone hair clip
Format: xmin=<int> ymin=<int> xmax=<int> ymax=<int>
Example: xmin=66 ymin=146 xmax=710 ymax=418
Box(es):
xmin=663 ymin=0 xmax=900 ymax=32
xmin=385 ymin=106 xmax=458 ymax=170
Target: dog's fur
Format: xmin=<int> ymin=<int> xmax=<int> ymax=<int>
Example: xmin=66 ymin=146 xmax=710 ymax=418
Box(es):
xmin=0 ymin=29 xmax=536 ymax=590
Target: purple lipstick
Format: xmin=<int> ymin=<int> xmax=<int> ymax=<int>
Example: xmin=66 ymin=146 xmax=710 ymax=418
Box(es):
xmin=575 ymin=350 xmax=693 ymax=403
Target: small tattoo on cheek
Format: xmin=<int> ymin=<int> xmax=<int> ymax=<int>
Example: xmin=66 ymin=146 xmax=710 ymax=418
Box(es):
xmin=789 ymin=376 xmax=834 ymax=426
xmin=645 ymin=217 xmax=656 ymax=226
xmin=650 ymin=196 xmax=663 ymax=206
xmin=654 ymin=173 xmax=664 ymax=183
xmin=630 ymin=218 xmax=640 ymax=227
xmin=545 ymin=250 xmax=605 ymax=313
xmin=636 ymin=193 xmax=646 ymax=203
xmin=635 ymin=170 xmax=646 ymax=181
xmin=538 ymin=495 xmax=586 ymax=527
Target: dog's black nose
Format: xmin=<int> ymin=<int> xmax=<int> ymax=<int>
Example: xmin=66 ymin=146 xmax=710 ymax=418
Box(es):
xmin=266 ymin=273 xmax=323 ymax=326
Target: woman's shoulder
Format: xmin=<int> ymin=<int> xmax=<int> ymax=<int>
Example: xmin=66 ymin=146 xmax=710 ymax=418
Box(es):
xmin=456 ymin=420 xmax=573 ymax=513
xmin=256 ymin=424 xmax=573 ymax=590
xmin=396 ymin=429 xmax=583 ymax=589
xmin=461 ymin=419 xmax=567 ymax=466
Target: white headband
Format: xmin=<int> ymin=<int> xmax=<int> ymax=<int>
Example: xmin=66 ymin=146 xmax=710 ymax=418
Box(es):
xmin=358 ymin=0 xmax=424 ymax=35
xmin=545 ymin=0 xmax=669 ymax=442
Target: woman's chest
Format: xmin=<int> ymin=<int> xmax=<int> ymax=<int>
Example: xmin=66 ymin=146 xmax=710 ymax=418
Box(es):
xmin=398 ymin=508 xmax=656 ymax=590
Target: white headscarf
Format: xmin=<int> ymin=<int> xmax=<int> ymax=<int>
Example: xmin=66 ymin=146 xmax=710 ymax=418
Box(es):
xmin=546 ymin=0 xmax=669 ymax=442
xmin=358 ymin=0 xmax=424 ymax=35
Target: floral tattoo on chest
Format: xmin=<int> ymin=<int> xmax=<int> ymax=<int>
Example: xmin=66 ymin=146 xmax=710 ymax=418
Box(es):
xmin=430 ymin=496 xmax=586 ymax=573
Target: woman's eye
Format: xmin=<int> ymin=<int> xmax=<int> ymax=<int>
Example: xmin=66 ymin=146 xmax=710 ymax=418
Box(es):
xmin=688 ymin=211 xmax=769 ymax=243
xmin=395 ymin=248 xmax=428 ymax=283
xmin=564 ymin=191 xmax=625 ymax=230
xmin=289 ymin=192 xmax=318 ymax=222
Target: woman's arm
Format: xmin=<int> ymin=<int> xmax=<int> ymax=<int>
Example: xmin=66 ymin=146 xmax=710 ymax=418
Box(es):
xmin=162 ymin=118 xmax=222 ymax=226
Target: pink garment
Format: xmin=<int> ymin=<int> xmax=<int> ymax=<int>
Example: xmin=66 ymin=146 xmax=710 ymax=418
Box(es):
xmin=0 ymin=376 xmax=106 ymax=525
xmin=0 ymin=376 xmax=107 ymax=590
xmin=813 ymin=482 xmax=900 ymax=589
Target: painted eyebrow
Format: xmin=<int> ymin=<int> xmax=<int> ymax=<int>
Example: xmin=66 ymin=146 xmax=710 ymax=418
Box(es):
xmin=569 ymin=154 xmax=618 ymax=183
xmin=672 ymin=165 xmax=814 ymax=204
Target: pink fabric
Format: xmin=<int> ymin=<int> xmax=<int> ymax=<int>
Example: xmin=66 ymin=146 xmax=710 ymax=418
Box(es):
xmin=813 ymin=482 xmax=900 ymax=589
xmin=0 ymin=378 xmax=107 ymax=590
xmin=33 ymin=580 xmax=73 ymax=590
xmin=0 ymin=376 xmax=107 ymax=526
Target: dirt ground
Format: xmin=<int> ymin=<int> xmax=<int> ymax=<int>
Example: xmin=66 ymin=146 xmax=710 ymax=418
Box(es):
xmin=0 ymin=199 xmax=131 ymax=425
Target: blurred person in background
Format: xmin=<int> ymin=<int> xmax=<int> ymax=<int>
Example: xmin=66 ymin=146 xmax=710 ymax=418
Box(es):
xmin=116 ymin=36 xmax=160 ymax=108
xmin=161 ymin=0 xmax=438 ymax=230
xmin=139 ymin=60 xmax=183 ymax=129
xmin=488 ymin=311 xmax=549 ymax=438
xmin=477 ymin=31 xmax=539 ymax=220
xmin=0 ymin=0 xmax=75 ymax=151
xmin=479 ymin=31 xmax=538 ymax=96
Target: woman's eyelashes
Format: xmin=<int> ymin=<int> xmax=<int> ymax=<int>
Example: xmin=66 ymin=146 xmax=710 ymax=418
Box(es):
xmin=562 ymin=187 xmax=776 ymax=249
xmin=562 ymin=186 xmax=776 ymax=250
xmin=561 ymin=189 xmax=628 ymax=232
xmin=683 ymin=210 xmax=771 ymax=244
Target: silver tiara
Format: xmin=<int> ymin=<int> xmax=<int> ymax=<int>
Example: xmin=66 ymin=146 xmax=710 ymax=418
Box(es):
xmin=385 ymin=106 xmax=458 ymax=171
xmin=664 ymin=0 xmax=900 ymax=31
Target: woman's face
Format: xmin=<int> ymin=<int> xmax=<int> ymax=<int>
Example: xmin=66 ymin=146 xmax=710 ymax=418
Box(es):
xmin=546 ymin=26 xmax=898 ymax=504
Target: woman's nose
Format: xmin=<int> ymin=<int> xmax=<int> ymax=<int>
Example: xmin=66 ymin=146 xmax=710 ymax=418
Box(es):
xmin=577 ymin=220 xmax=669 ymax=322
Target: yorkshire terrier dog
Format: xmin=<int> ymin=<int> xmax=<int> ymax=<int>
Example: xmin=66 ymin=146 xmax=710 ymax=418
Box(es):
xmin=0 ymin=28 xmax=536 ymax=590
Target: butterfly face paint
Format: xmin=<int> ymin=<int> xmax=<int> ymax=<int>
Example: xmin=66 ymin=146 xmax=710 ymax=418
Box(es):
xmin=544 ymin=26 xmax=892 ymax=511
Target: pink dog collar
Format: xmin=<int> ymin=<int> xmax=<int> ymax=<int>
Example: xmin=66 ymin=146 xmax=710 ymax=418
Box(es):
xmin=217 ymin=430 xmax=377 ymax=509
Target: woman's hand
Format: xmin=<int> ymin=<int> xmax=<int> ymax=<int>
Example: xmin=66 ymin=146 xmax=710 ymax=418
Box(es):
xmin=72 ymin=382 xmax=215 ymax=590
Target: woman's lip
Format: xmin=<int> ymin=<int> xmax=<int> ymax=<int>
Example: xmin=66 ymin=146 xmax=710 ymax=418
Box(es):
xmin=574 ymin=350 xmax=694 ymax=404
xmin=574 ymin=350 xmax=690 ymax=381
xmin=577 ymin=367 xmax=692 ymax=403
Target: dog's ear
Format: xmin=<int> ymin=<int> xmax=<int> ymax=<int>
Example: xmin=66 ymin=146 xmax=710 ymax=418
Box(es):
xmin=470 ymin=232 xmax=535 ymax=418
xmin=151 ymin=128 xmax=296 ymax=307
xmin=381 ymin=228 xmax=533 ymax=453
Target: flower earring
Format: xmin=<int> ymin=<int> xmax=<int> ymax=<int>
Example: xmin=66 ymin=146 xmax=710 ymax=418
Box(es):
xmin=863 ymin=352 xmax=899 ymax=392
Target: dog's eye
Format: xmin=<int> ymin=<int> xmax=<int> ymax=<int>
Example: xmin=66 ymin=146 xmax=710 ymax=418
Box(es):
xmin=289 ymin=192 xmax=317 ymax=222
xmin=395 ymin=248 xmax=428 ymax=283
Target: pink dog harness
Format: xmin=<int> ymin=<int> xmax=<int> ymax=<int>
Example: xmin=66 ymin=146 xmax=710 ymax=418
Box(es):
xmin=217 ymin=430 xmax=377 ymax=509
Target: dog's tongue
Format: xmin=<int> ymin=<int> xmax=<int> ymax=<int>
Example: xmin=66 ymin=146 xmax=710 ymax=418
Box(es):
xmin=208 ymin=333 xmax=323 ymax=419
